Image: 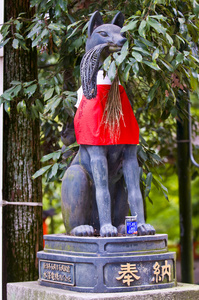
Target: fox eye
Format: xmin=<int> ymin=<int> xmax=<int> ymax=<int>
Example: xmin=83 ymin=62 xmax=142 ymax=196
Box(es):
xmin=99 ymin=31 xmax=108 ymax=37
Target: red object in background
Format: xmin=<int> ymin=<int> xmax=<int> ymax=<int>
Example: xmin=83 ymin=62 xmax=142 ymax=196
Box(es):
xmin=194 ymin=242 xmax=199 ymax=260
xmin=169 ymin=242 xmax=199 ymax=260
xmin=42 ymin=220 xmax=48 ymax=247
xmin=43 ymin=220 xmax=48 ymax=235
xmin=42 ymin=208 xmax=55 ymax=247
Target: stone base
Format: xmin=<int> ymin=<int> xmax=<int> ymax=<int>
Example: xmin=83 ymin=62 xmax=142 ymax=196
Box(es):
xmin=37 ymin=234 xmax=176 ymax=293
xmin=7 ymin=281 xmax=199 ymax=300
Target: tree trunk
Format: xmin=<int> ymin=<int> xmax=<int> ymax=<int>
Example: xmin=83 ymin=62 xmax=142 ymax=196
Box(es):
xmin=3 ymin=1 xmax=43 ymax=298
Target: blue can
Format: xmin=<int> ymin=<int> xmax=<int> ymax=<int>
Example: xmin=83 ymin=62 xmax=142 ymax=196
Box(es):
xmin=125 ymin=216 xmax=138 ymax=235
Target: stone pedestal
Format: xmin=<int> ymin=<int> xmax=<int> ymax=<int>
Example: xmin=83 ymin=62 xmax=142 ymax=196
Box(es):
xmin=7 ymin=281 xmax=199 ymax=300
xmin=37 ymin=234 xmax=176 ymax=293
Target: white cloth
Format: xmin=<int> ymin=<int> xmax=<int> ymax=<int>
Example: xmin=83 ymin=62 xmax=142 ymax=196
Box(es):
xmin=75 ymin=70 xmax=121 ymax=108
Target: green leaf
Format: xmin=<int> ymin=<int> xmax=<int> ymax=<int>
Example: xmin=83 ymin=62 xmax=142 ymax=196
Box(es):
xmin=32 ymin=165 xmax=52 ymax=179
xmin=132 ymin=62 xmax=139 ymax=75
xmin=103 ymin=56 xmax=111 ymax=71
xmin=147 ymin=17 xmax=166 ymax=34
xmin=115 ymin=41 xmax=129 ymax=65
xmin=66 ymin=23 xmax=82 ymax=40
xmin=160 ymin=182 xmax=168 ymax=194
xmin=115 ymin=50 xmax=128 ymax=65
xmin=41 ymin=28 xmax=49 ymax=38
xmin=150 ymin=152 xmax=162 ymax=163
xmin=147 ymin=80 xmax=160 ymax=103
xmin=170 ymin=107 xmax=178 ymax=118
xmin=163 ymin=191 xmax=169 ymax=201
xmin=12 ymin=84 xmax=22 ymax=96
xmin=0 ymin=37 xmax=11 ymax=48
xmin=35 ymin=99 xmax=44 ymax=113
xmin=190 ymin=74 xmax=199 ymax=91
xmin=41 ymin=152 xmax=56 ymax=162
xmin=165 ymin=33 xmax=173 ymax=45
xmin=2 ymin=92 xmax=12 ymax=101
xmin=190 ymin=54 xmax=199 ymax=64
xmin=32 ymin=34 xmax=42 ymax=47
xmin=59 ymin=0 xmax=68 ymax=11
xmin=18 ymin=39 xmax=29 ymax=50
xmin=123 ymin=64 xmax=131 ymax=82
xmin=67 ymin=20 xmax=82 ymax=31
xmin=131 ymin=51 xmax=142 ymax=62
xmin=193 ymin=0 xmax=199 ymax=16
xmin=17 ymin=100 xmax=26 ymax=113
xmin=143 ymin=60 xmax=161 ymax=70
xmin=45 ymin=96 xmax=62 ymax=113
xmin=139 ymin=37 xmax=154 ymax=48
xmin=11 ymin=80 xmax=21 ymax=85
xmin=27 ymin=23 xmax=41 ymax=39
xmin=12 ymin=39 xmax=19 ymax=49
xmin=121 ymin=20 xmax=138 ymax=32
xmin=146 ymin=172 xmax=153 ymax=188
xmin=175 ymin=53 xmax=184 ymax=64
xmin=160 ymin=59 xmax=174 ymax=72
xmin=108 ymin=61 xmax=116 ymax=81
xmin=23 ymin=80 xmax=36 ymax=87
xmin=138 ymin=20 xmax=146 ymax=37
xmin=44 ymin=88 xmax=54 ymax=101
xmin=1 ymin=24 xmax=11 ymax=37
xmin=152 ymin=48 xmax=159 ymax=61
xmin=15 ymin=20 xmax=22 ymax=31
xmin=138 ymin=148 xmax=148 ymax=162
xmin=149 ymin=15 xmax=166 ymax=21
xmin=31 ymin=105 xmax=39 ymax=119
xmin=132 ymin=46 xmax=150 ymax=56
xmin=176 ymin=34 xmax=185 ymax=44
xmin=169 ymin=46 xmax=176 ymax=57
xmin=4 ymin=102 xmax=10 ymax=114
xmin=41 ymin=150 xmax=62 ymax=162
xmin=53 ymin=151 xmax=62 ymax=160
xmin=63 ymin=141 xmax=78 ymax=153
xmin=48 ymin=23 xmax=66 ymax=31
xmin=25 ymin=84 xmax=37 ymax=97
xmin=15 ymin=33 xmax=24 ymax=40
xmin=51 ymin=163 xmax=59 ymax=177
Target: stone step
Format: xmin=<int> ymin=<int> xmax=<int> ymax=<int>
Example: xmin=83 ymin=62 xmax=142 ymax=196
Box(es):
xmin=7 ymin=281 xmax=199 ymax=300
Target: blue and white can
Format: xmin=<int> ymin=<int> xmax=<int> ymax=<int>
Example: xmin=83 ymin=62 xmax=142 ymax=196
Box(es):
xmin=125 ymin=215 xmax=138 ymax=235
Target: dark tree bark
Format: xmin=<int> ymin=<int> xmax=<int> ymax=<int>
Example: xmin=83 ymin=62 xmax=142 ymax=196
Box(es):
xmin=3 ymin=1 xmax=43 ymax=298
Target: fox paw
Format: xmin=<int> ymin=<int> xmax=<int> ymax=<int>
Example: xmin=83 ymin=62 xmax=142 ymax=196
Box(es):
xmin=100 ymin=224 xmax=118 ymax=237
xmin=137 ymin=223 xmax=155 ymax=236
xmin=71 ymin=225 xmax=94 ymax=236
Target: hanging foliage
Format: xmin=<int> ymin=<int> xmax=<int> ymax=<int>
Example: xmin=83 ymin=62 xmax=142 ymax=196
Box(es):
xmin=1 ymin=0 xmax=199 ymax=202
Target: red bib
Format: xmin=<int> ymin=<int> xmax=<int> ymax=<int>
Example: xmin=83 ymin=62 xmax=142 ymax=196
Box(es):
xmin=74 ymin=85 xmax=139 ymax=145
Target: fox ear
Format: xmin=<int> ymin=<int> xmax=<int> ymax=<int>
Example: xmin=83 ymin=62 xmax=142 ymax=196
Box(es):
xmin=111 ymin=12 xmax=124 ymax=28
xmin=88 ymin=11 xmax=103 ymax=37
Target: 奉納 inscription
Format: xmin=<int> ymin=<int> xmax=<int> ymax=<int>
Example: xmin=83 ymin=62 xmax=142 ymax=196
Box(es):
xmin=152 ymin=260 xmax=172 ymax=283
xmin=116 ymin=263 xmax=140 ymax=286
xmin=40 ymin=260 xmax=74 ymax=286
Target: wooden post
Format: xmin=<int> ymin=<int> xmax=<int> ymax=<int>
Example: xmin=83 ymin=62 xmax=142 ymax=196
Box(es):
xmin=177 ymin=97 xmax=194 ymax=283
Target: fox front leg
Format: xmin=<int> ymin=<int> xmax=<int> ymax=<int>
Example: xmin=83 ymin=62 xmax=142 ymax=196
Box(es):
xmin=123 ymin=145 xmax=155 ymax=236
xmin=85 ymin=145 xmax=118 ymax=237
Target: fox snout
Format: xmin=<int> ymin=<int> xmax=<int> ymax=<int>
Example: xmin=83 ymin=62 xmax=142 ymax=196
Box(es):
xmin=108 ymin=35 xmax=127 ymax=52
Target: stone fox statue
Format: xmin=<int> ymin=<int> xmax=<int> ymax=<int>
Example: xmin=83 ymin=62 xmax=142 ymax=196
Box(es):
xmin=61 ymin=11 xmax=155 ymax=237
